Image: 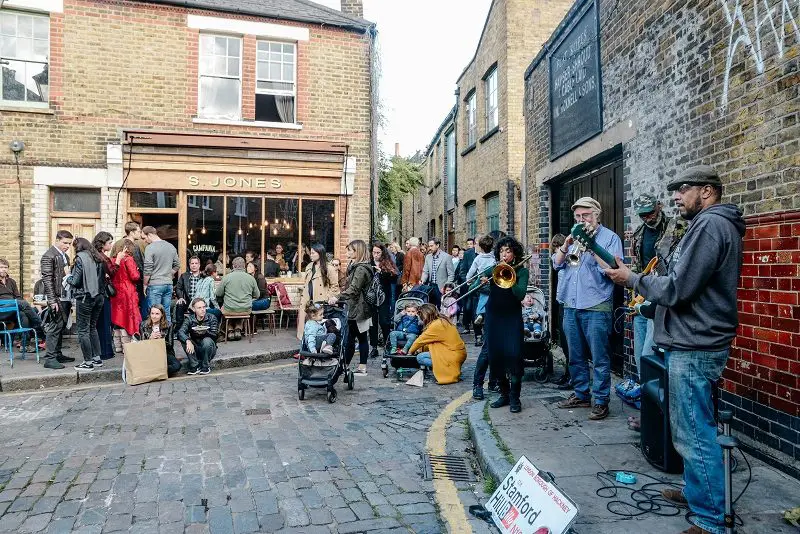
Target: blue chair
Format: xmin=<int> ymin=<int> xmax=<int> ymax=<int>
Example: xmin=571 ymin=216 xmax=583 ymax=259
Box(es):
xmin=0 ymin=299 xmax=40 ymax=367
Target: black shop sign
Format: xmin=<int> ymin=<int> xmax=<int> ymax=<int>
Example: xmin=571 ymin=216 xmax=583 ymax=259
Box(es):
xmin=549 ymin=0 xmax=602 ymax=160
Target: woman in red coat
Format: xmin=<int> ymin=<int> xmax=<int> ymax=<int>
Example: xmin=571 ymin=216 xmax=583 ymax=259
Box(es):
xmin=110 ymin=239 xmax=142 ymax=349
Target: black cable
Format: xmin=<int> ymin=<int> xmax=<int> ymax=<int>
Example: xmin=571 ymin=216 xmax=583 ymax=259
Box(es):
xmin=14 ymin=151 xmax=24 ymax=294
xmin=114 ymin=136 xmax=135 ymax=227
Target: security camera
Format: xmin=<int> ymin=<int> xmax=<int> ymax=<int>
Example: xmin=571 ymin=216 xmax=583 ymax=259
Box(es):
xmin=9 ymin=140 xmax=24 ymax=153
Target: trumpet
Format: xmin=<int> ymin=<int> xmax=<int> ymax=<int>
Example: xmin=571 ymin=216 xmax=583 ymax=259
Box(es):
xmin=566 ymin=242 xmax=587 ymax=266
xmin=451 ymin=254 xmax=532 ymax=304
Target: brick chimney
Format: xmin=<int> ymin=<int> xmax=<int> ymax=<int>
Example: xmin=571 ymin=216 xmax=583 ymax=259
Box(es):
xmin=340 ymin=0 xmax=363 ymax=18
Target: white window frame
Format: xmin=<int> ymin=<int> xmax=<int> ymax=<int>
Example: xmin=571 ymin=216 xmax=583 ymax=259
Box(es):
xmin=255 ymin=39 xmax=296 ymax=124
xmin=484 ymin=68 xmax=498 ymax=131
xmin=0 ymin=9 xmax=50 ymax=108
xmin=486 ymin=193 xmax=500 ymax=233
xmin=197 ymin=33 xmax=242 ymax=121
xmin=466 ymin=92 xmax=476 ymax=146
xmin=465 ymin=202 xmax=476 ymax=237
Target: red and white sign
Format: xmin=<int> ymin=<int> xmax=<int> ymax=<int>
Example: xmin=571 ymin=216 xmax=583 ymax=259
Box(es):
xmin=486 ymin=456 xmax=579 ymax=534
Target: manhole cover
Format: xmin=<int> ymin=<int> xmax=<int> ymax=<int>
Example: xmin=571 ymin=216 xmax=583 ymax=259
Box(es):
xmin=422 ymin=454 xmax=475 ymax=482
xmin=244 ymin=408 xmax=271 ymax=416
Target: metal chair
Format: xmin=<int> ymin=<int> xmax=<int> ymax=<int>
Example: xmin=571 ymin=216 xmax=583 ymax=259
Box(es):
xmin=0 ymin=299 xmax=40 ymax=367
xmin=277 ymin=295 xmax=300 ymax=329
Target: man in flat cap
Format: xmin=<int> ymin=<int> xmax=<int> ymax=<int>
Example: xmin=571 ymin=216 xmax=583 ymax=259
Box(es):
xmin=627 ymin=194 xmax=687 ymax=431
xmin=552 ymin=196 xmax=623 ymax=421
xmin=603 ymin=165 xmax=744 ymax=534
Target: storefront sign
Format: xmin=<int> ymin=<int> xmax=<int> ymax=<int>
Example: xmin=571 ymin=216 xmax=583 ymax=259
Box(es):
xmin=549 ymin=0 xmax=602 ymax=160
xmin=192 ymin=244 xmax=216 ymax=254
xmin=188 ymin=175 xmax=282 ymax=189
xmin=486 ymin=456 xmax=578 ymax=534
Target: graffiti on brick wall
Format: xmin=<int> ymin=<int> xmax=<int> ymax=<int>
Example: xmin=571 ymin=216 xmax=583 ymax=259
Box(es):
xmin=720 ymin=0 xmax=800 ymax=109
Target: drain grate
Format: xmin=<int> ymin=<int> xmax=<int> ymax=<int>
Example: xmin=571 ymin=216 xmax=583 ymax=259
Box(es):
xmin=422 ymin=454 xmax=475 ymax=482
xmin=244 ymin=408 xmax=271 ymax=416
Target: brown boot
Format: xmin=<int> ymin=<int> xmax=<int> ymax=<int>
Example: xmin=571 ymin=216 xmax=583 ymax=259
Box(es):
xmin=679 ymin=526 xmax=711 ymax=534
xmin=661 ymin=488 xmax=688 ymax=506
xmin=557 ymin=394 xmax=591 ymax=409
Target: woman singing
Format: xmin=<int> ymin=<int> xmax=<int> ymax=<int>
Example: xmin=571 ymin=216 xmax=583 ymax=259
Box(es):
xmin=485 ymin=236 xmax=529 ymax=413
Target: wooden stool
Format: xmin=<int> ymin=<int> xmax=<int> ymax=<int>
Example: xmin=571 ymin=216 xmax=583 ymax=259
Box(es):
xmin=251 ymin=309 xmax=276 ymax=336
xmin=221 ymin=311 xmax=252 ymax=343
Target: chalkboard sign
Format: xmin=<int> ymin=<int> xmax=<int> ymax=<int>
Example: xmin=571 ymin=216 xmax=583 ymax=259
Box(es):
xmin=549 ymin=0 xmax=602 ymax=160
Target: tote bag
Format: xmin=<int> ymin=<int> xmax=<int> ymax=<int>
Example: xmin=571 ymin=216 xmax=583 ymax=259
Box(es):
xmin=122 ymin=338 xmax=168 ymax=385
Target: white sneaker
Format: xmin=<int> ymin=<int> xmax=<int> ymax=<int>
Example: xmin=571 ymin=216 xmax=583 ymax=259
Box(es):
xmin=354 ymin=367 xmax=367 ymax=376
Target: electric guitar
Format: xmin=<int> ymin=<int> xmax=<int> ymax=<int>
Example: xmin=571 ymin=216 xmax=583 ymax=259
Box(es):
xmin=570 ymin=223 xmax=619 ymax=269
xmin=627 ymin=255 xmax=668 ymax=309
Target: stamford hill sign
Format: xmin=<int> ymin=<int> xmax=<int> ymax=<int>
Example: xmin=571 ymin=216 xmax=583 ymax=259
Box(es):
xmin=188 ymin=175 xmax=283 ymax=189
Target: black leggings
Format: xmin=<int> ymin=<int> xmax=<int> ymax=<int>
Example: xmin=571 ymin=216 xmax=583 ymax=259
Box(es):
xmin=369 ymin=310 xmax=391 ymax=348
xmin=344 ymin=320 xmax=370 ymax=366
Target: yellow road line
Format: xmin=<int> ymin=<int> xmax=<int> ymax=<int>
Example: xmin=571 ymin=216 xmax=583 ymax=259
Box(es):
xmin=0 ymin=361 xmax=296 ymax=397
xmin=426 ymin=390 xmax=474 ymax=534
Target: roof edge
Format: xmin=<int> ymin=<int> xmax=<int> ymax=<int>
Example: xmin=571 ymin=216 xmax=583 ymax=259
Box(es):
xmin=424 ymin=105 xmax=457 ymax=158
xmin=456 ymin=0 xmax=498 ymax=85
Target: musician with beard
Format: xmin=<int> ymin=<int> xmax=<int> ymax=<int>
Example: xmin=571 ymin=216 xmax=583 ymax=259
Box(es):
xmin=627 ymin=194 xmax=687 ymax=431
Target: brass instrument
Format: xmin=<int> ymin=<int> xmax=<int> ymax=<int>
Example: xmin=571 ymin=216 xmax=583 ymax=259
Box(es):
xmin=566 ymin=242 xmax=587 ymax=266
xmin=451 ymin=254 xmax=532 ymax=304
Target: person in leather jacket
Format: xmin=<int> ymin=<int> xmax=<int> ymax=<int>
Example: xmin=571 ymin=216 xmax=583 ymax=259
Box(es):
xmin=39 ymin=230 xmax=75 ymax=369
xmin=177 ymin=298 xmax=219 ymax=375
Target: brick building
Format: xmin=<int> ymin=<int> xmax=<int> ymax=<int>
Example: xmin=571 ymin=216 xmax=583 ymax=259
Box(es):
xmin=399 ymin=0 xmax=573 ymax=250
xmin=524 ymin=0 xmax=799 ymax=471
xmin=0 ymin=0 xmax=375 ymax=292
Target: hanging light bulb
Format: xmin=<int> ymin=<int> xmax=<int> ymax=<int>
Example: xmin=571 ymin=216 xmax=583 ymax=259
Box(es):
xmin=238 ymin=227 xmax=243 ymax=235
xmin=310 ymin=228 xmax=315 ymax=236
xmin=201 ymin=227 xmax=206 ymax=234
xmin=189 ymin=229 xmax=193 ymax=235
xmin=310 ymin=211 xmax=315 ymax=237
xmin=331 ymin=212 xmax=335 ymax=218
xmin=273 ymin=227 xmax=278 ymax=236
xmin=274 ymin=218 xmax=279 ymax=224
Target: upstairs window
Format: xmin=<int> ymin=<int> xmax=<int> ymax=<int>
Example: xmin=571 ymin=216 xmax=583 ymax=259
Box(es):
xmin=485 ymin=193 xmax=499 ymax=233
xmin=445 ymin=129 xmax=456 ymax=207
xmin=465 ymin=201 xmax=476 ymax=238
xmin=0 ymin=11 xmax=49 ymax=106
xmin=484 ymin=68 xmax=498 ymax=131
xmin=198 ymin=34 xmax=242 ymax=120
xmin=256 ymin=41 xmax=295 ymax=123
xmin=466 ymin=92 xmax=477 ymax=146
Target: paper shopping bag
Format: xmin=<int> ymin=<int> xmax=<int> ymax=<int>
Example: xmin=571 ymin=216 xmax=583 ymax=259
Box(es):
xmin=122 ymin=338 xmax=168 ymax=385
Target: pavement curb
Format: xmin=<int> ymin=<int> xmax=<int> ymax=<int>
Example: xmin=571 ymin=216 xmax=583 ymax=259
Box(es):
xmin=0 ymin=349 xmax=296 ymax=393
xmin=468 ymin=400 xmax=514 ymax=485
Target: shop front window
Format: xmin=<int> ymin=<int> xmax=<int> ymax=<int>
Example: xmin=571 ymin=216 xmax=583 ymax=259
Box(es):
xmin=129 ymin=191 xmax=177 ymax=209
xmin=226 ymin=196 xmax=263 ymax=272
xmin=302 ymin=199 xmax=335 ymax=265
xmin=187 ymin=195 xmax=224 ymax=271
xmin=265 ymin=198 xmax=299 ymax=274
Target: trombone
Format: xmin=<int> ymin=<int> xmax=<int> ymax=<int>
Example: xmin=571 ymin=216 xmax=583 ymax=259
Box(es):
xmin=449 ymin=254 xmax=533 ymax=305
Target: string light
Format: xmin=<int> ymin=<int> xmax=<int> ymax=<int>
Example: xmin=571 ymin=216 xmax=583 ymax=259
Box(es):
xmin=201 ymin=227 xmax=206 ymax=234
xmin=310 ymin=210 xmax=315 ymax=236
xmin=201 ymin=196 xmax=207 ymax=234
xmin=272 ymin=227 xmax=278 ymax=235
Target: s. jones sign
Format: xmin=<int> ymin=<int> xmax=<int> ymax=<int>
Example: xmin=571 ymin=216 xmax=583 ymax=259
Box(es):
xmin=549 ymin=0 xmax=603 ymax=159
xmin=188 ymin=176 xmax=283 ymax=189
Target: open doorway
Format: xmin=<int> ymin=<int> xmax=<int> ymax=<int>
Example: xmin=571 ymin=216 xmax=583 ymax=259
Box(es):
xmin=129 ymin=213 xmax=179 ymax=252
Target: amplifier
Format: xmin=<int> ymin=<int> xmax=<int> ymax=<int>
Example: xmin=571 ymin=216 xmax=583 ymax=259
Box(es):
xmin=640 ymin=351 xmax=684 ymax=474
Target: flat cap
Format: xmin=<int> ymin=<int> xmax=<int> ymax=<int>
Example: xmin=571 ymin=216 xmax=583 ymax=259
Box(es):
xmin=666 ymin=165 xmax=722 ymax=191
xmin=571 ymin=196 xmax=602 ymax=212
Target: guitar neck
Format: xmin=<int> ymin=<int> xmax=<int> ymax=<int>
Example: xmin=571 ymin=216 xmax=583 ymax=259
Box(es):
xmin=586 ymin=241 xmax=618 ymax=269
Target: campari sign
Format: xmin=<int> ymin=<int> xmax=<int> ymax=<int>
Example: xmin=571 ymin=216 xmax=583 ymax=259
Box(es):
xmin=486 ymin=456 xmax=578 ymax=534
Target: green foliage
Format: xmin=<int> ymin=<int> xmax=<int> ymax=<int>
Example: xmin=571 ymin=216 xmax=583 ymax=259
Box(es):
xmin=378 ymin=153 xmax=424 ymax=224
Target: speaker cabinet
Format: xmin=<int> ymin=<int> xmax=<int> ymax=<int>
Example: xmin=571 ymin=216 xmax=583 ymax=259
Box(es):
xmin=640 ymin=351 xmax=684 ymax=474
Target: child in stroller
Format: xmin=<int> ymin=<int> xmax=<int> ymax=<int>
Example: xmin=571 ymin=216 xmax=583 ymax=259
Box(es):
xmin=387 ymin=303 xmax=421 ymax=355
xmin=440 ymin=283 xmax=458 ymax=321
xmin=302 ymin=301 xmax=340 ymax=356
xmin=521 ymin=293 xmax=544 ymax=339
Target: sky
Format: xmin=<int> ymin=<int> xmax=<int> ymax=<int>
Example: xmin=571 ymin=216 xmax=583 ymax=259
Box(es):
xmin=315 ymin=0 xmax=493 ymax=158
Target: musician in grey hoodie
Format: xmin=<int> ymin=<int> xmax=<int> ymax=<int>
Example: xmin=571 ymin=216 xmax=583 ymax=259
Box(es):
xmin=603 ymin=165 xmax=744 ymax=534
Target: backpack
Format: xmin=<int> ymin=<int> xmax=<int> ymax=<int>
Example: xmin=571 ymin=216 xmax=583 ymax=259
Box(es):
xmin=363 ymin=266 xmax=385 ymax=308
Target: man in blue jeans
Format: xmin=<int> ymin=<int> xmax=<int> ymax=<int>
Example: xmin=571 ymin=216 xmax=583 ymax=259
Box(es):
xmin=142 ymin=226 xmax=179 ymax=324
xmin=603 ymin=165 xmax=744 ymax=534
xmin=552 ymin=197 xmax=623 ymax=421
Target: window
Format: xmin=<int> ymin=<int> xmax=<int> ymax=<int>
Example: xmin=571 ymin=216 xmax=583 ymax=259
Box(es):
xmin=129 ymin=191 xmax=177 ymax=209
xmin=256 ymin=41 xmax=296 ymax=123
xmin=428 ymin=219 xmax=436 ymax=241
xmin=445 ymin=129 xmax=456 ymax=207
xmin=484 ymin=68 xmax=498 ymax=131
xmin=0 ymin=11 xmax=49 ymax=106
xmin=52 ymin=188 xmax=100 ymax=213
xmin=436 ymin=143 xmax=441 ymax=183
xmin=187 ymin=195 xmax=224 ymax=270
xmin=485 ymin=193 xmax=500 ymax=233
xmin=465 ymin=201 xmax=476 ymax=238
xmin=198 ymin=34 xmax=241 ymax=120
xmin=466 ymin=92 xmax=477 ymax=146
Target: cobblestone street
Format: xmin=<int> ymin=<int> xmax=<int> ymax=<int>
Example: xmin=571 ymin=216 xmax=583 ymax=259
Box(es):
xmin=0 ymin=357 xmax=488 ymax=534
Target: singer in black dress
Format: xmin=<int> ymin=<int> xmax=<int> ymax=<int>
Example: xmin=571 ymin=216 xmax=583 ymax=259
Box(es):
xmin=485 ymin=236 xmax=530 ymax=413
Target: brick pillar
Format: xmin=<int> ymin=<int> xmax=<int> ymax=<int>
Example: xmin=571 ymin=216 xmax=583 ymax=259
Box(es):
xmin=340 ymin=0 xmax=363 ymax=18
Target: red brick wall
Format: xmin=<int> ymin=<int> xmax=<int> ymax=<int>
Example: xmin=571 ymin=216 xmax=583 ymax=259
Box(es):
xmin=726 ymin=211 xmax=800 ymax=418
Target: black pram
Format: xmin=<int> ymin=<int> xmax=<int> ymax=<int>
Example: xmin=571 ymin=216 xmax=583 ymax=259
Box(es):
xmin=381 ymin=288 xmax=428 ymax=379
xmin=297 ymin=303 xmax=354 ymax=403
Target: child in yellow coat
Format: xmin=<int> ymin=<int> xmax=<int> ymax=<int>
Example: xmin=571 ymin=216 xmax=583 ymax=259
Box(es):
xmin=409 ymin=303 xmax=467 ymax=384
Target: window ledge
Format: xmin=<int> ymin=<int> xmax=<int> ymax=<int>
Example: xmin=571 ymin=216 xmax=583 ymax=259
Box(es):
xmin=192 ymin=118 xmax=302 ymax=130
xmin=480 ymin=126 xmax=500 ymax=143
xmin=460 ymin=144 xmax=477 ymax=157
xmin=0 ymin=104 xmax=54 ymax=115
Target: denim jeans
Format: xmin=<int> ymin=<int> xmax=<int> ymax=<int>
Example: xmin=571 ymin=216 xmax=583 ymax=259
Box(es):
xmin=388 ymin=331 xmax=418 ymax=352
xmin=667 ymin=349 xmax=728 ymax=534
xmin=76 ymin=295 xmax=105 ymax=362
xmin=183 ymin=336 xmax=217 ymax=370
xmin=252 ymin=298 xmax=271 ymax=311
xmin=476 ymin=293 xmax=489 ymax=316
xmin=633 ymin=313 xmax=655 ymax=380
xmin=563 ymin=308 xmax=612 ymax=405
xmin=147 ymin=284 xmax=173 ymax=324
xmin=416 ymin=351 xmax=432 ymax=368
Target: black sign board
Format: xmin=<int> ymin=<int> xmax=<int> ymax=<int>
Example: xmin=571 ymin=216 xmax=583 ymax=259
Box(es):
xmin=549 ymin=0 xmax=602 ymax=160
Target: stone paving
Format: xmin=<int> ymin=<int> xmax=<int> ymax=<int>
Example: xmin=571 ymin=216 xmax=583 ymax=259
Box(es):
xmin=0 ymin=344 xmax=493 ymax=534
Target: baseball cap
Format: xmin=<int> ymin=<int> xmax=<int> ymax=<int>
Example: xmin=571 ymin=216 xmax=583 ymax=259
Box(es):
xmin=570 ymin=196 xmax=601 ymax=212
xmin=666 ymin=165 xmax=723 ymax=192
xmin=633 ymin=194 xmax=658 ymax=215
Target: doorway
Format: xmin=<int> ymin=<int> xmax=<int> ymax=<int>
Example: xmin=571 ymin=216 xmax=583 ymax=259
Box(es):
xmin=129 ymin=213 xmax=180 ymax=252
xmin=51 ymin=218 xmax=99 ymax=260
xmin=550 ymin=155 xmax=625 ymax=370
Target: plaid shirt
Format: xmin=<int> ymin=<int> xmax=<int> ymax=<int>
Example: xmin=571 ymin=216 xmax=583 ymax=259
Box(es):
xmin=188 ymin=274 xmax=201 ymax=300
xmin=430 ymin=252 xmax=440 ymax=285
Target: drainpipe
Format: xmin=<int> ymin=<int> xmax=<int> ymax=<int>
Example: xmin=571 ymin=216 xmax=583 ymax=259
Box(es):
xmin=368 ymin=24 xmax=378 ymax=241
xmin=9 ymin=141 xmax=25 ymax=294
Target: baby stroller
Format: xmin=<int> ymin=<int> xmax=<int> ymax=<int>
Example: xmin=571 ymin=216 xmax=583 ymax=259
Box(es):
xmin=381 ymin=288 xmax=428 ymax=379
xmin=521 ymin=286 xmax=552 ymax=383
xmin=297 ymin=303 xmax=354 ymax=403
